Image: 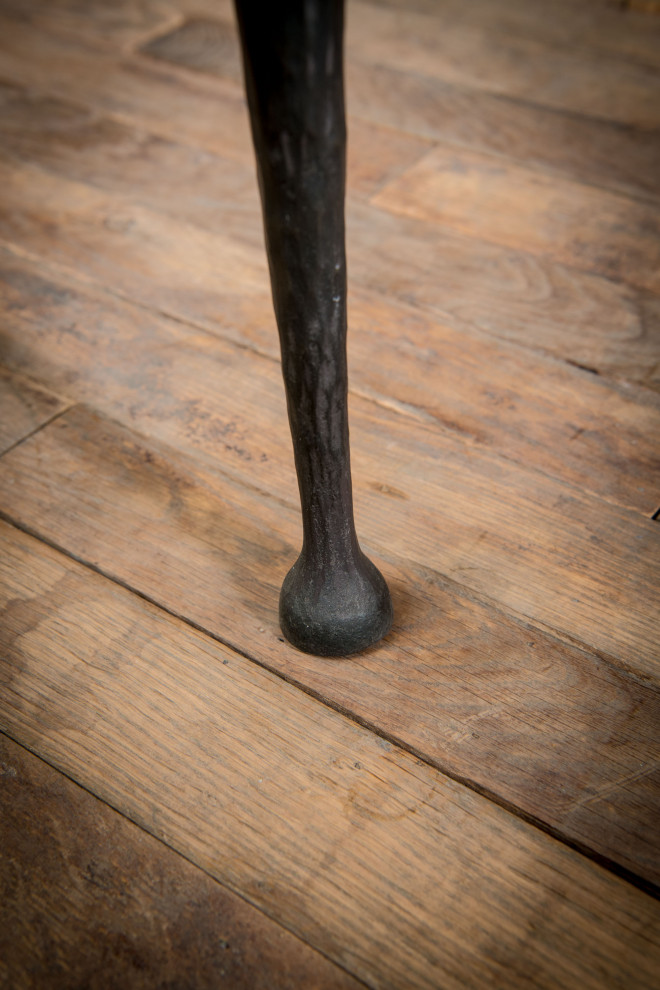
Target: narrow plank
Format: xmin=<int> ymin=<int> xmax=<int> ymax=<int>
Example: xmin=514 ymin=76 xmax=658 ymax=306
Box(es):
xmin=2 ymin=246 xmax=658 ymax=517
xmin=346 ymin=60 xmax=660 ymax=202
xmin=346 ymin=0 xmax=660 ymax=128
xmin=0 ymin=365 xmax=68 ymax=456
xmin=372 ymin=145 xmax=660 ymax=293
xmin=1 ymin=521 xmax=659 ymax=990
xmin=1 ymin=405 xmax=659 ymax=887
xmin=0 ymin=734 xmax=362 ymax=990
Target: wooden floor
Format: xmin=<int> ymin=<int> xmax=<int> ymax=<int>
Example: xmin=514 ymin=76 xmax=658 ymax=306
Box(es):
xmin=1 ymin=0 xmax=659 ymax=986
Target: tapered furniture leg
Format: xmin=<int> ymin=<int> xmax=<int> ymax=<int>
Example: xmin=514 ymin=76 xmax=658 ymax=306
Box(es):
xmin=235 ymin=0 xmax=393 ymax=656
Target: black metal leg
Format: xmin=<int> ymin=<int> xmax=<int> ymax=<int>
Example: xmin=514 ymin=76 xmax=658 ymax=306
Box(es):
xmin=235 ymin=0 xmax=392 ymax=656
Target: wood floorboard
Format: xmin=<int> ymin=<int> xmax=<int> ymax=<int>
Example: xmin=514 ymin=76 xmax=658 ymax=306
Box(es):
xmin=1 ymin=233 xmax=659 ymax=516
xmin=0 ymin=734 xmax=362 ymax=990
xmin=1 ymin=0 xmax=659 ymax=984
xmin=1 ymin=404 xmax=659 ymax=889
xmin=0 ymin=366 xmax=69 ymax=456
xmin=1 ymin=276 xmax=658 ymax=670
xmin=372 ymin=145 xmax=660 ymax=293
xmin=346 ymin=0 xmax=660 ymax=127
xmin=1 ymin=521 xmax=659 ymax=990
xmin=1 ymin=142 xmax=657 ymax=391
xmin=346 ymin=59 xmax=660 ymax=202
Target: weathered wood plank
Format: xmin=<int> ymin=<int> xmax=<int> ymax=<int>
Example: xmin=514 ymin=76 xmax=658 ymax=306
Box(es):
xmin=0 ymin=142 xmax=656 ymax=388
xmin=363 ymin=0 xmax=660 ymax=68
xmin=0 ymin=250 xmax=657 ymax=669
xmin=0 ymin=30 xmax=431 ymax=201
xmin=346 ymin=0 xmax=660 ymax=127
xmin=348 ymin=201 xmax=660 ymax=389
xmin=136 ymin=13 xmax=660 ymax=202
xmin=1 ymin=247 xmax=658 ymax=516
xmin=1 ymin=520 xmax=659 ymax=990
xmin=346 ymin=60 xmax=660 ymax=202
xmin=0 ymin=17 xmax=254 ymax=163
xmin=0 ymin=405 xmax=658 ymax=887
xmin=0 ymin=365 xmax=68 ymax=456
xmin=0 ymin=734 xmax=362 ymax=990
xmin=3 ymin=2 xmax=659 ymax=209
xmin=372 ymin=146 xmax=660 ymax=293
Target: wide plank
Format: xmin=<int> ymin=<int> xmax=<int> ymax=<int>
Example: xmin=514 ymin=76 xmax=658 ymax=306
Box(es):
xmin=372 ymin=145 xmax=660 ymax=293
xmin=1 ymin=248 xmax=658 ymax=516
xmin=1 ymin=406 xmax=659 ymax=887
xmin=0 ymin=365 xmax=69 ymax=456
xmin=1 ymin=521 xmax=659 ymax=990
xmin=0 ymin=734 xmax=361 ymax=990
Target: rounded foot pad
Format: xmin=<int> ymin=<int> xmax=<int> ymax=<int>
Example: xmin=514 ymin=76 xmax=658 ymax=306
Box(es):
xmin=279 ymin=553 xmax=393 ymax=657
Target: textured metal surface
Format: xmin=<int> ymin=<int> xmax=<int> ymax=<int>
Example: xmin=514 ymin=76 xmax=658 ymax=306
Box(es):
xmin=235 ymin=0 xmax=392 ymax=655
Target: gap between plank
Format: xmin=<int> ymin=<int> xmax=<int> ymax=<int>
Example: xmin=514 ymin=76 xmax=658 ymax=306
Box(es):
xmin=0 ymin=404 xmax=74 ymax=460
xmin=1 ymin=510 xmax=658 ymax=902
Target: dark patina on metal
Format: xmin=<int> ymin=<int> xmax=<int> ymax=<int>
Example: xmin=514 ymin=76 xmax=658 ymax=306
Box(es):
xmin=235 ymin=0 xmax=393 ymax=656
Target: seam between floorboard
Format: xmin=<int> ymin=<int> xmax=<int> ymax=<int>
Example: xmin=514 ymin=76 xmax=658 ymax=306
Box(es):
xmin=0 ymin=404 xmax=74 ymax=461
xmin=0 ymin=729 xmax=374 ymax=990
xmin=1 ymin=510 xmax=658 ymax=902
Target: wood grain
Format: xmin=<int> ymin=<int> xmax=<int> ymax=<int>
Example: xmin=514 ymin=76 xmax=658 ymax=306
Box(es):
xmin=348 ymin=201 xmax=660 ymax=388
xmin=346 ymin=0 xmax=660 ymax=127
xmin=0 ymin=31 xmax=431 ymax=202
xmin=0 ymin=734 xmax=362 ymax=990
xmin=1 ymin=223 xmax=658 ymax=515
xmin=363 ymin=0 xmax=660 ymax=68
xmin=0 ymin=404 xmax=658 ymax=887
xmin=2 ymin=520 xmax=659 ymax=990
xmin=346 ymin=60 xmax=660 ymax=202
xmin=1 ymin=138 xmax=656 ymax=389
xmin=0 ymin=365 xmax=69 ymax=456
xmin=139 ymin=13 xmax=660 ymax=202
xmin=372 ymin=145 xmax=660 ymax=293
xmin=2 ymin=1 xmax=659 ymax=984
xmin=0 ymin=251 xmax=657 ymax=668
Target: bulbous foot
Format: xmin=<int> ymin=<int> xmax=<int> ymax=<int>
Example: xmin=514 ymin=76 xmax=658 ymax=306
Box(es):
xmin=279 ymin=551 xmax=393 ymax=657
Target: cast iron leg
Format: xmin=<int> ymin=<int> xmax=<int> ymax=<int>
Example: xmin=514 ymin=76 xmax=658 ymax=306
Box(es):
xmin=235 ymin=0 xmax=393 ymax=656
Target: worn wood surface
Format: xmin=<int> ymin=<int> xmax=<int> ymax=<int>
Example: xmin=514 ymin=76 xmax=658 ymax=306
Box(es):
xmin=0 ymin=0 xmax=659 ymax=984
xmin=1 ymin=405 xmax=659 ymax=890
xmin=0 ymin=365 xmax=68 ymax=456
xmin=372 ymin=146 xmax=660 ymax=292
xmin=0 ymin=734 xmax=362 ymax=990
xmin=1 ymin=522 xmax=659 ymax=990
